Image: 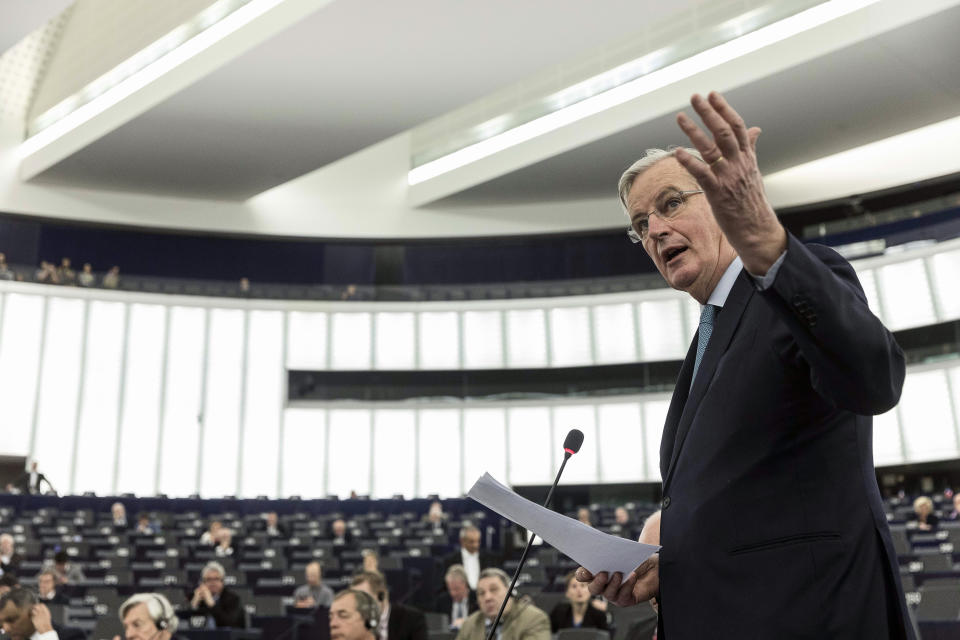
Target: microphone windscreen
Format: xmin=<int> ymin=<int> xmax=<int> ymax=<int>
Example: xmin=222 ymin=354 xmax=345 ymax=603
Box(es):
xmin=563 ymin=429 xmax=584 ymax=454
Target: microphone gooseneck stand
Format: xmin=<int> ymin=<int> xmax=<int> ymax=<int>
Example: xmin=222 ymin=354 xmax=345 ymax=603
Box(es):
xmin=484 ymin=429 xmax=583 ymax=640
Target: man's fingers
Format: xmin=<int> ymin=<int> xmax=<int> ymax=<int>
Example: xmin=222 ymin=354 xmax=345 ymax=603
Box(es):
xmin=676 ymin=112 xmax=722 ymax=165
xmin=707 ymin=91 xmax=750 ymax=151
xmin=690 ymin=93 xmax=740 ymax=159
xmin=601 ymin=572 xmax=624 ymax=601
xmin=747 ymin=126 xmax=762 ymax=150
xmin=615 ymin=572 xmax=639 ymax=606
xmin=575 ymin=567 xmax=594 ymax=583
xmin=586 ymin=571 xmax=608 ymax=597
xmin=674 ymin=147 xmax=719 ymax=192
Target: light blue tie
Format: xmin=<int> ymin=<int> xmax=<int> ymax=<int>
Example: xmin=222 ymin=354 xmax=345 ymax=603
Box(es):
xmin=691 ymin=304 xmax=719 ymax=389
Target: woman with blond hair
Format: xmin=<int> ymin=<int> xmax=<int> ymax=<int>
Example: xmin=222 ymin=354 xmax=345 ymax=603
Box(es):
xmin=913 ymin=496 xmax=939 ymax=531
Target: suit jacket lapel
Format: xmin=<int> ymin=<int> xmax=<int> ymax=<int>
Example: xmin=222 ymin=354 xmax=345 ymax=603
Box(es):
xmin=659 ymin=334 xmax=698 ymax=481
xmin=662 ymin=271 xmax=755 ymax=490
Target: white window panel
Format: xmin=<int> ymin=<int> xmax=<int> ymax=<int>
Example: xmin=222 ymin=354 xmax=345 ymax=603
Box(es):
xmin=200 ymin=309 xmax=244 ymax=497
xmin=596 ymin=403 xmax=643 ymax=482
xmin=929 ymin=250 xmax=960 ymax=320
xmin=949 ymin=365 xmax=960 ymax=448
xmin=33 ymin=298 xmax=85 ymax=493
xmin=592 ymin=304 xmax=635 ymax=364
xmin=506 ymin=310 xmax=547 ymax=368
xmin=638 ymin=300 xmax=686 ymax=361
xmin=876 ymin=259 xmax=936 ymax=330
xmin=855 ymin=269 xmax=882 ymax=319
xmin=158 ymin=306 xmax=205 ymax=497
xmin=463 ymin=311 xmax=503 ymax=369
xmin=327 ymin=409 xmax=371 ymax=497
xmin=898 ymin=370 xmax=957 ymax=462
xmin=375 ymin=312 xmax=415 ymax=369
xmin=282 ymin=408 xmax=326 ymax=498
xmin=116 ymin=304 xmax=166 ymax=496
xmin=330 ymin=312 xmax=371 ymax=370
xmin=372 ymin=409 xmax=416 ymax=498
xmin=552 ymin=406 xmax=598 ymax=484
xmin=549 ymin=307 xmax=592 ymax=367
xmin=286 ymin=311 xmax=328 ymax=370
xmin=241 ymin=311 xmax=283 ymax=498
xmin=643 ymin=401 xmax=670 ymax=482
xmin=463 ymin=408 xmax=506 ymax=484
xmin=418 ymin=409 xmax=461 ymax=497
xmin=684 ymin=298 xmax=700 ymax=344
xmin=73 ymin=301 xmax=125 ymax=496
xmin=0 ymin=294 xmax=45 ymax=454
xmin=507 ymin=407 xmax=551 ymax=485
xmin=419 ymin=312 xmax=459 ymax=369
xmin=872 ymin=407 xmax=903 ymax=467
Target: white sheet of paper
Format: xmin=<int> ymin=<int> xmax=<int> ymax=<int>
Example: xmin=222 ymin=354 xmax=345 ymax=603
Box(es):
xmin=467 ymin=472 xmax=659 ymax=576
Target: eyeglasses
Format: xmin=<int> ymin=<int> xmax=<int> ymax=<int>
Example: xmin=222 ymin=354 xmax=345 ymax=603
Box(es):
xmin=627 ymin=189 xmax=704 ymax=243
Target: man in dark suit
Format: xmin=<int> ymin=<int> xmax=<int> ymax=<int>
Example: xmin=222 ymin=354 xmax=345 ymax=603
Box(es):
xmin=36 ymin=570 xmax=68 ymax=606
xmin=188 ymin=561 xmax=245 ymax=628
xmin=440 ymin=525 xmax=497 ymax=592
xmin=12 ymin=462 xmax=54 ymax=495
xmin=577 ymin=91 xmax=911 ymax=639
xmin=351 ymin=571 xmax=427 ymax=640
xmin=431 ymin=565 xmax=477 ymax=630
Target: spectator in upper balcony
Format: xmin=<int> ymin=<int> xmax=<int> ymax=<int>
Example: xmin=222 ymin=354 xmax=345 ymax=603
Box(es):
xmin=913 ymin=496 xmax=939 ymax=531
xmin=238 ymin=278 xmax=251 ymax=297
xmin=111 ymin=503 xmax=129 ymax=530
xmin=189 ymin=561 xmax=245 ymax=628
xmin=13 ymin=462 xmax=54 ymax=495
xmin=293 ymin=561 xmax=334 ymax=609
xmin=34 ymin=261 xmax=57 ymax=284
xmin=0 ymin=534 xmax=23 ymax=576
xmin=77 ymin=264 xmax=95 ymax=288
xmin=214 ymin=528 xmax=234 ymax=558
xmin=331 ymin=519 xmax=354 ymax=546
xmin=264 ymin=512 xmax=287 ymax=538
xmin=200 ymin=521 xmax=223 ymax=546
xmin=102 ymin=266 xmax=120 ymax=289
xmin=36 ymin=570 xmax=67 ymax=606
xmin=441 ymin=525 xmax=496 ymax=591
xmin=0 ymin=254 xmax=14 ymax=281
xmin=46 ymin=551 xmax=85 ymax=586
xmin=56 ymin=258 xmax=75 ymax=286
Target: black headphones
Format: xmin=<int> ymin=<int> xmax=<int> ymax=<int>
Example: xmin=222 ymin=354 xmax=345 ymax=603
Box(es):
xmin=350 ymin=589 xmax=381 ymax=631
xmin=149 ymin=594 xmax=172 ymax=631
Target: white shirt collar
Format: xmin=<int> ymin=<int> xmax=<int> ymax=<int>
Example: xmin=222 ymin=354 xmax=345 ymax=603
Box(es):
xmin=705 ymin=256 xmax=743 ymax=309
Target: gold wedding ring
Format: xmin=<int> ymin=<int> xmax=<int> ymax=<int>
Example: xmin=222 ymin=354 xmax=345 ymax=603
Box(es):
xmin=710 ymin=156 xmax=726 ymax=167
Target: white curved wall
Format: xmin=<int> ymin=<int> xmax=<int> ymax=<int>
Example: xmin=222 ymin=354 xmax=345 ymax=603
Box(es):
xmin=0 ymin=237 xmax=958 ymax=498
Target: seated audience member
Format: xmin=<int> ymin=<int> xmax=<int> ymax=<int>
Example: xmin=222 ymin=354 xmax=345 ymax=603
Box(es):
xmin=102 ymin=266 xmax=120 ymax=289
xmin=135 ymin=513 xmax=156 ymax=535
xmin=264 ymin=512 xmax=287 ymax=537
xmin=455 ymin=569 xmax=550 ymax=640
xmin=56 ymin=259 xmax=76 ymax=286
xmin=549 ymin=572 xmax=609 ymax=634
xmin=189 ymin=562 xmax=244 ymax=628
xmin=576 ymin=508 xmax=592 ymax=527
xmin=914 ymin=496 xmax=939 ymax=530
xmin=111 ymin=502 xmax=129 ymax=530
xmin=613 ymin=507 xmax=633 ymax=534
xmin=442 ymin=525 xmax=496 ymax=591
xmin=0 ymin=587 xmax=84 ymax=640
xmin=432 ymin=565 xmax=477 ymax=631
xmin=361 ymin=549 xmax=379 ymax=573
xmin=0 ymin=574 xmax=19 ymax=596
xmin=214 ymin=528 xmax=234 ymax=557
xmin=330 ymin=588 xmax=380 ymax=640
xmin=34 ymin=261 xmax=57 ymax=284
xmin=351 ymin=571 xmax=427 ymax=640
xmin=948 ymin=493 xmax=960 ymax=520
xmin=331 ymin=519 xmax=354 ymax=545
xmin=77 ymin=264 xmax=95 ymax=288
xmin=47 ymin=551 xmax=85 ymax=585
xmin=0 ymin=534 xmax=23 ymax=576
xmin=117 ymin=592 xmax=188 ymax=640
xmin=423 ymin=501 xmax=447 ymax=525
xmin=13 ymin=462 xmax=54 ymax=496
xmin=36 ymin=570 xmax=68 ymax=605
xmin=199 ymin=521 xmax=223 ymax=545
xmin=294 ymin=561 xmax=334 ymax=608
xmin=0 ymin=254 xmax=13 ymax=281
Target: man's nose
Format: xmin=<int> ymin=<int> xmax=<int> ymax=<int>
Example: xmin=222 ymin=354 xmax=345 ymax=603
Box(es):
xmin=646 ymin=213 xmax=671 ymax=239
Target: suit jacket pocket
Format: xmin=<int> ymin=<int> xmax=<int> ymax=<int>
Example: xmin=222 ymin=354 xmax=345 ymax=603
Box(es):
xmin=730 ymin=531 xmax=840 ymax=555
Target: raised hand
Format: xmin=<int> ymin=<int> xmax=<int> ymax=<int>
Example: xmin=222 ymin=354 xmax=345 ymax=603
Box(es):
xmin=674 ymin=91 xmax=786 ymax=275
xmin=30 ymin=603 xmax=54 ymax=633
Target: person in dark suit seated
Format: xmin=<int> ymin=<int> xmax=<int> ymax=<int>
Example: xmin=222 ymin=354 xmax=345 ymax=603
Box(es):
xmin=331 ymin=519 xmax=355 ymax=546
xmin=12 ymin=462 xmax=54 ymax=495
xmin=188 ymin=561 xmax=245 ymax=628
xmin=431 ymin=565 xmax=477 ymax=630
xmin=550 ymin=572 xmax=609 ymax=635
xmin=351 ymin=571 xmax=427 ymax=640
xmin=36 ymin=570 xmax=68 ymax=606
xmin=576 ymin=92 xmax=912 ymax=639
xmin=913 ymin=496 xmax=939 ymax=530
xmin=0 ymin=587 xmax=85 ymax=640
xmin=440 ymin=525 xmax=497 ymax=592
xmin=111 ymin=503 xmax=129 ymax=531
xmin=264 ymin=512 xmax=289 ymax=538
xmin=118 ymin=592 xmax=190 ymax=640
xmin=0 ymin=535 xmax=24 ymax=577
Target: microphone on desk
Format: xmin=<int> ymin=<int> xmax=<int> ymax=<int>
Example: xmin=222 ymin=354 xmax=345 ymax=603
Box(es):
xmin=485 ymin=429 xmax=584 ymax=640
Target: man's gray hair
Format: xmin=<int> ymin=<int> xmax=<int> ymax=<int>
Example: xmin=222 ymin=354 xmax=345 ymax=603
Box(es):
xmin=478 ymin=567 xmax=511 ymax=588
xmin=201 ymin=561 xmax=226 ymax=579
xmin=119 ymin=592 xmax=179 ymax=632
xmin=617 ymin=147 xmax=704 ymax=217
xmin=459 ymin=524 xmax=480 ymax=540
xmin=445 ymin=564 xmax=469 ymax=584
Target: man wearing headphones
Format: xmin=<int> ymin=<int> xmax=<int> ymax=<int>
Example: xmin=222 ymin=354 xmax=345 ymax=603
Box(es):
xmin=330 ymin=589 xmax=381 ymax=640
xmin=350 ymin=571 xmax=427 ymax=640
xmin=114 ymin=593 xmax=187 ymax=640
xmin=455 ymin=569 xmax=550 ymax=640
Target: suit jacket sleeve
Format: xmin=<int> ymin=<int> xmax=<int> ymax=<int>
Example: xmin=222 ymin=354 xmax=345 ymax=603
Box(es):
xmin=211 ymin=589 xmax=245 ymax=628
xmin=761 ymin=233 xmax=905 ymax=415
xmin=390 ymin=605 xmax=428 ymax=640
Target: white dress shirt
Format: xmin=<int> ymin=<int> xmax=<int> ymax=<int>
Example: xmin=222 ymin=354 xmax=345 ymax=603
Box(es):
xmin=461 ymin=549 xmax=480 ymax=590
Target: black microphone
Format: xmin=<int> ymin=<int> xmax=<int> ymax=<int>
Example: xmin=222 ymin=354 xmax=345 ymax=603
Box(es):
xmin=485 ymin=429 xmax=583 ymax=640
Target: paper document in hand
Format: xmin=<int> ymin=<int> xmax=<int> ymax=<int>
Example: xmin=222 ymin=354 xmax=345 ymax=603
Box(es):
xmin=467 ymin=472 xmax=659 ymax=577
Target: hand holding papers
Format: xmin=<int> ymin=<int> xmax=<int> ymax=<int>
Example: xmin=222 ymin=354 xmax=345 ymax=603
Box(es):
xmin=467 ymin=472 xmax=659 ymax=577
